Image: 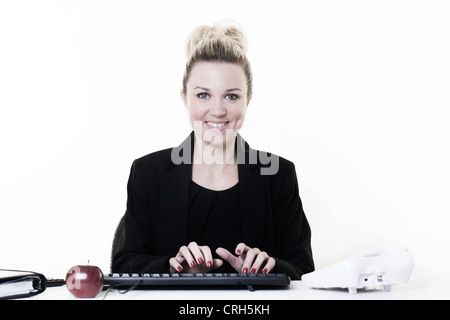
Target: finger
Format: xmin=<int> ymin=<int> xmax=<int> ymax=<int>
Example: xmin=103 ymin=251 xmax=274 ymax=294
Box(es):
xmin=235 ymin=243 xmax=249 ymax=256
xmin=174 ymin=252 xmax=186 ymax=264
xmin=216 ymin=247 xmax=241 ymax=271
xmin=169 ymin=257 xmax=184 ymax=273
xmin=211 ymin=258 xmax=224 ymax=270
xmin=215 ymin=247 xmax=234 ymax=262
xmin=188 ymin=241 xmax=206 ymax=266
xmin=241 ymin=248 xmax=261 ymax=273
xmin=261 ymin=257 xmax=276 ymax=274
xmin=250 ymin=251 xmax=269 ymax=273
xmin=199 ymin=246 xmax=214 ymax=268
xmin=179 ymin=245 xmax=197 ymax=268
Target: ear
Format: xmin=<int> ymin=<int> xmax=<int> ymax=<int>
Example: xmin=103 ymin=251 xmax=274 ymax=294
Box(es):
xmin=180 ymin=89 xmax=187 ymax=107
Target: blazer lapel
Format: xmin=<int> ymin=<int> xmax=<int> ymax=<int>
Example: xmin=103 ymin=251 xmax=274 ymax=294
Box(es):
xmin=158 ymin=133 xmax=194 ymax=253
xmin=159 ymin=132 xmax=268 ymax=253
xmin=236 ymin=134 xmax=268 ymax=249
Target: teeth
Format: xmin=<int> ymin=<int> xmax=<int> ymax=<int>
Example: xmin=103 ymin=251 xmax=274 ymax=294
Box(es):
xmin=206 ymin=121 xmax=226 ymax=128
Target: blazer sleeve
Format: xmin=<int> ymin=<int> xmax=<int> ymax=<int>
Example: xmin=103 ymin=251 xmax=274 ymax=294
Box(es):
xmin=111 ymin=158 xmax=173 ymax=273
xmin=271 ymin=160 xmax=315 ymax=279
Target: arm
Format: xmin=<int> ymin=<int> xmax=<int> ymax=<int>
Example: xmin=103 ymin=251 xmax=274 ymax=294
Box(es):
xmin=111 ymin=159 xmax=172 ymax=273
xmin=216 ymin=160 xmax=315 ymax=280
xmin=271 ymin=160 xmax=315 ymax=280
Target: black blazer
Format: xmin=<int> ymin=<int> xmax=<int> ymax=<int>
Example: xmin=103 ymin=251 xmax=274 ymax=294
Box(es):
xmin=111 ymin=132 xmax=314 ymax=280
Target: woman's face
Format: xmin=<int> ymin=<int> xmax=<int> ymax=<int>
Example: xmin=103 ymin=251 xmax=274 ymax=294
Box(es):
xmin=182 ymin=61 xmax=250 ymax=148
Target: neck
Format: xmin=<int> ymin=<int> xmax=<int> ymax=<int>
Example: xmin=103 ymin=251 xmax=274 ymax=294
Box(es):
xmin=193 ymin=134 xmax=237 ymax=168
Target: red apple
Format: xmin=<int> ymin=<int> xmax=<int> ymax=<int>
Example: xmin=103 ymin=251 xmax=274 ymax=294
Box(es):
xmin=65 ymin=265 xmax=104 ymax=298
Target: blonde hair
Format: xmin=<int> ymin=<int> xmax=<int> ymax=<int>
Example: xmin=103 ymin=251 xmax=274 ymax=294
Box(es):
xmin=182 ymin=21 xmax=252 ymax=99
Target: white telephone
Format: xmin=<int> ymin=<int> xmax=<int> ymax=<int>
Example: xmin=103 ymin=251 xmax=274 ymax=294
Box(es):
xmin=301 ymin=244 xmax=415 ymax=294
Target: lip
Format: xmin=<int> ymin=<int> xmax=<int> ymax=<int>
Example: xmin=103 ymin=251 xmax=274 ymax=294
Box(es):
xmin=205 ymin=121 xmax=230 ymax=131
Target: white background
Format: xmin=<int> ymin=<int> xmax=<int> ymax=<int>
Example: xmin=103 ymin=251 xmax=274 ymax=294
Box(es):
xmin=1 ymin=0 xmax=449 ymax=290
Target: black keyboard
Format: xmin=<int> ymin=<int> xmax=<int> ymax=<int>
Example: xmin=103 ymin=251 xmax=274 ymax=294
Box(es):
xmin=104 ymin=273 xmax=290 ymax=291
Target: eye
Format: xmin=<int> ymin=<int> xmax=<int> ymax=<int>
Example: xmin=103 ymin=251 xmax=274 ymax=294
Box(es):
xmin=197 ymin=93 xmax=209 ymax=99
xmin=225 ymin=94 xmax=239 ymax=101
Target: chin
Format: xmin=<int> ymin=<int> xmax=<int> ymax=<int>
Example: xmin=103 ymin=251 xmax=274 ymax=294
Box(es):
xmin=202 ymin=128 xmax=237 ymax=146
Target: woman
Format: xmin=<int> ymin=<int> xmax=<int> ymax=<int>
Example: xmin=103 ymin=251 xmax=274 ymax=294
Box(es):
xmin=111 ymin=21 xmax=314 ymax=280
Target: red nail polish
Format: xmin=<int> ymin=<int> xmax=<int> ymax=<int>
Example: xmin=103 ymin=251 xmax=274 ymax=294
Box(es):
xmin=262 ymin=268 xmax=268 ymax=274
xmin=190 ymin=261 xmax=196 ymax=267
xmin=177 ymin=266 xmax=183 ymax=272
xmin=207 ymin=261 xmax=212 ymax=268
xmin=242 ymin=268 xmax=248 ymax=274
xmin=236 ymin=249 xmax=242 ymax=254
xmin=250 ymin=268 xmax=256 ymax=274
xmin=198 ymin=258 xmax=204 ymax=265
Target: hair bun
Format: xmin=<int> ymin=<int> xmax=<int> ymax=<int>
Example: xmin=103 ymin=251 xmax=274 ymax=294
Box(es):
xmin=182 ymin=20 xmax=253 ymax=99
xmin=185 ymin=20 xmax=248 ymax=58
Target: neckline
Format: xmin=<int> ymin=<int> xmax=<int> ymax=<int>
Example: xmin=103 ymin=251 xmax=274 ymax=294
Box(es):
xmin=191 ymin=180 xmax=239 ymax=192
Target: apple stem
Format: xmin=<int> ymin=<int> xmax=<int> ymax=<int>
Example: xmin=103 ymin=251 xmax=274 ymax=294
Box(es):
xmin=88 ymin=260 xmax=90 ymax=265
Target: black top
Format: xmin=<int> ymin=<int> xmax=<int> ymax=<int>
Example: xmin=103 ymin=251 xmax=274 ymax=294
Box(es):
xmin=111 ymin=132 xmax=315 ymax=280
xmin=188 ymin=181 xmax=242 ymax=273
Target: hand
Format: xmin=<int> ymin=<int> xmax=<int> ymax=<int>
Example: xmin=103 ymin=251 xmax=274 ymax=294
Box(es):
xmin=169 ymin=241 xmax=223 ymax=273
xmin=216 ymin=243 xmax=276 ymax=274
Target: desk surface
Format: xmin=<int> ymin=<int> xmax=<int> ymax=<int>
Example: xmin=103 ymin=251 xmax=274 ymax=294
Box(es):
xmin=25 ymin=279 xmax=449 ymax=300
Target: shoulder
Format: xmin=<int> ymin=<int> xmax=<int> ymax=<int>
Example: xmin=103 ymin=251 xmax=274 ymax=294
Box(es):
xmin=238 ymin=134 xmax=294 ymax=175
xmin=130 ymin=132 xmax=194 ymax=175
xmin=252 ymin=150 xmax=302 ymax=199
xmin=251 ymin=147 xmax=296 ymax=178
xmin=136 ymin=147 xmax=173 ymax=164
xmin=132 ymin=148 xmax=174 ymax=172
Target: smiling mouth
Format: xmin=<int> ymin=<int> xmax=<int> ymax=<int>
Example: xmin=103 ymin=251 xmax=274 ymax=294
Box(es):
xmin=205 ymin=121 xmax=229 ymax=128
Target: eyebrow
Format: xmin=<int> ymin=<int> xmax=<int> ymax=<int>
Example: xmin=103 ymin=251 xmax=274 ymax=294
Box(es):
xmin=193 ymin=86 xmax=242 ymax=92
xmin=226 ymin=88 xmax=242 ymax=92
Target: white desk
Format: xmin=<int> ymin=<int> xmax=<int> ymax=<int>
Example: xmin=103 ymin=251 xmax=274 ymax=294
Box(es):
xmin=25 ymin=279 xmax=449 ymax=300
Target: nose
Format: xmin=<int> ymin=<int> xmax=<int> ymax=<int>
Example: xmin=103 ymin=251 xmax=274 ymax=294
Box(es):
xmin=210 ymin=98 xmax=226 ymax=117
